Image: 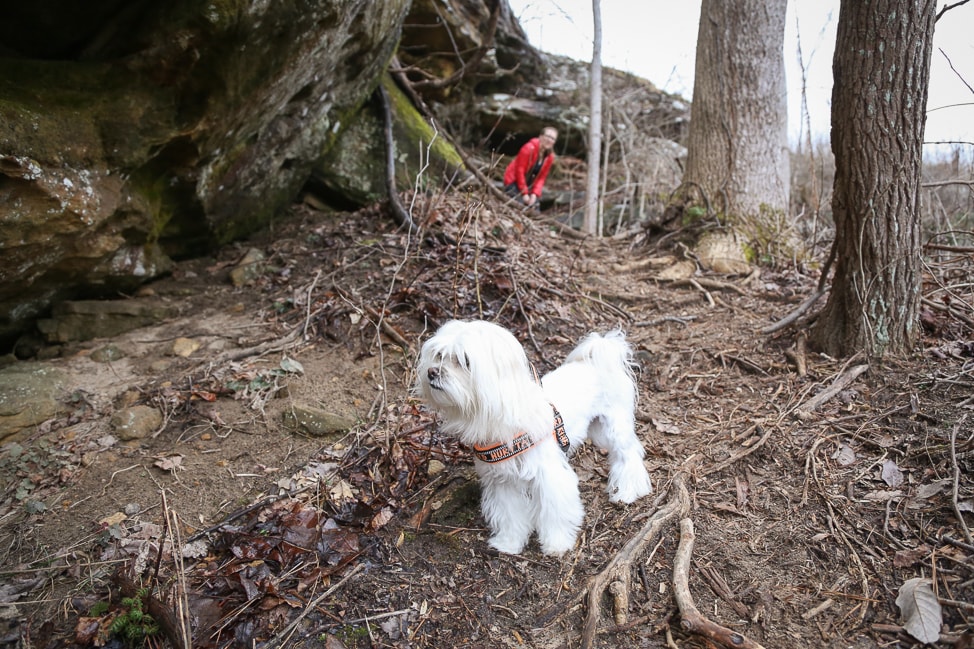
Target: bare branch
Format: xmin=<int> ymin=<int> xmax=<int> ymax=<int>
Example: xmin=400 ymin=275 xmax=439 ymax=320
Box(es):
xmin=794 ymin=363 xmax=869 ymax=420
xmin=375 ymin=83 xmax=418 ymax=235
xmin=922 ymin=180 xmax=974 ymax=189
xmin=937 ymin=47 xmax=974 ymax=94
xmin=936 ymin=0 xmax=973 ymax=22
xmin=673 ymin=518 xmax=768 ymax=649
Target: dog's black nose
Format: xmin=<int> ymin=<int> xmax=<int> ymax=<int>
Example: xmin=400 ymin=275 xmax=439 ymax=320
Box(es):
xmin=427 ymin=367 xmax=440 ymax=381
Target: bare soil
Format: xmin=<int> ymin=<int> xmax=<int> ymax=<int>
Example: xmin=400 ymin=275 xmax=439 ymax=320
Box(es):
xmin=1 ymin=191 xmax=972 ymax=649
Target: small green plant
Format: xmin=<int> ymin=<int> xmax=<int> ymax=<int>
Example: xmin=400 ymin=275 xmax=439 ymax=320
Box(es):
xmin=88 ymin=600 xmax=110 ymax=616
xmin=335 ymin=625 xmax=371 ymax=644
xmin=106 ymin=589 xmax=160 ymax=646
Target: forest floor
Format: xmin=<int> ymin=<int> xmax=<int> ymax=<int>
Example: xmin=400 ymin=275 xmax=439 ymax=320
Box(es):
xmin=1 ymin=188 xmax=973 ymax=649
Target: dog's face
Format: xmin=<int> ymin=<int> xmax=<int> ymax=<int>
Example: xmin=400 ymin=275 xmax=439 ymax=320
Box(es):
xmin=415 ymin=320 xmax=536 ymax=439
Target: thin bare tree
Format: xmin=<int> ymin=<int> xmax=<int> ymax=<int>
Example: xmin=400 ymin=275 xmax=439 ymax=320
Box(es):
xmin=583 ymin=0 xmax=603 ymax=235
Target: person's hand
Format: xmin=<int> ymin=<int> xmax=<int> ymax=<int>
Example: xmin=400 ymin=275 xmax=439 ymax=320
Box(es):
xmin=522 ymin=193 xmax=537 ymax=207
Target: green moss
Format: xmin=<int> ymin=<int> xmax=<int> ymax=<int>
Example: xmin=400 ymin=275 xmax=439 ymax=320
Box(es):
xmin=0 ymin=58 xmax=177 ymax=169
xmin=383 ymin=75 xmax=463 ymax=169
xmin=336 ymin=625 xmax=371 ymax=644
xmin=732 ymin=203 xmax=809 ymax=268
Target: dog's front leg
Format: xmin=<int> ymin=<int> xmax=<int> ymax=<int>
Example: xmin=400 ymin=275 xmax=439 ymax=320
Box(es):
xmin=479 ymin=474 xmax=533 ymax=554
xmin=533 ymin=459 xmax=584 ymax=555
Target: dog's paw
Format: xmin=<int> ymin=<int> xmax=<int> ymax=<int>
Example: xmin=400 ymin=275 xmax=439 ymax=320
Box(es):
xmin=539 ymin=538 xmax=575 ymax=556
xmin=608 ymin=471 xmax=653 ymax=504
xmin=537 ymin=527 xmax=578 ymax=556
xmin=488 ymin=534 xmax=528 ymax=555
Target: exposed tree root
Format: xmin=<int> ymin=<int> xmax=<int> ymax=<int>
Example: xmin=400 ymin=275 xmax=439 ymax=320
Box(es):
xmin=793 ymin=362 xmax=869 ymax=420
xmin=570 ymin=473 xmax=773 ymax=649
xmin=760 ymin=288 xmax=825 ymax=334
xmin=673 ymin=518 xmax=768 ymax=649
xmin=579 ymin=474 xmax=690 ymax=649
xmin=783 ymin=332 xmax=808 ymax=376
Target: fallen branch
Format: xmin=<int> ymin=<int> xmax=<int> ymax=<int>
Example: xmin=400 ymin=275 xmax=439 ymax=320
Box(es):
xmin=794 ymin=363 xmax=869 ymax=420
xmin=200 ymin=326 xmax=303 ymax=369
xmin=699 ymin=425 xmax=774 ymax=478
xmin=657 ymin=276 xmax=748 ymax=296
xmin=673 ymin=518 xmax=767 ymax=649
xmin=364 ymin=305 xmax=414 ymax=354
xmin=761 ymin=289 xmax=825 ymax=334
xmin=950 ymin=415 xmax=973 ymax=544
xmin=579 ymin=474 xmax=690 ymax=649
xmin=375 ymin=83 xmax=418 ymax=234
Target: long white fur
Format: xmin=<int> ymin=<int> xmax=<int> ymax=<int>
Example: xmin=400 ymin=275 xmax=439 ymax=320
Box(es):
xmin=415 ymin=319 xmax=653 ymax=555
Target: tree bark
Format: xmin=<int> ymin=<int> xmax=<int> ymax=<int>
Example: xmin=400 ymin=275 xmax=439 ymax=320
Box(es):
xmin=583 ymin=0 xmax=603 ymax=235
xmin=682 ymin=0 xmax=789 ymax=219
xmin=810 ymin=0 xmax=935 ymax=358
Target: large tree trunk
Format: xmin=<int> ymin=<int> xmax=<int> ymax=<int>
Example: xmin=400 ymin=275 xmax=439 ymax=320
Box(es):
xmin=583 ymin=0 xmax=603 ymax=235
xmin=810 ymin=0 xmax=935 ymax=358
xmin=683 ymin=0 xmax=789 ymax=219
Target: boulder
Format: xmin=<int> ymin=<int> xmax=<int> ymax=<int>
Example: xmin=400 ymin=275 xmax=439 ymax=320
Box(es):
xmin=111 ymin=405 xmax=163 ymax=441
xmin=0 ymin=364 xmax=66 ymax=441
xmin=310 ymin=75 xmax=467 ymax=207
xmin=0 ymin=0 xmax=411 ymax=346
xmin=36 ymin=299 xmax=175 ymax=344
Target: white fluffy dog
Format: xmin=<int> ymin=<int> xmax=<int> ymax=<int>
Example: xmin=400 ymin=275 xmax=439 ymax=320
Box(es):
xmin=415 ymin=319 xmax=653 ymax=555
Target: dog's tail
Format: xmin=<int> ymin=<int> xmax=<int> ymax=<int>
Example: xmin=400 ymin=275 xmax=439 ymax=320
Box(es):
xmin=565 ymin=330 xmax=635 ymax=379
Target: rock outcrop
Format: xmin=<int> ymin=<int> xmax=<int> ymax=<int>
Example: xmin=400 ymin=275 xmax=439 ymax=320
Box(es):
xmin=0 ymin=0 xmax=412 ymax=346
xmin=0 ymin=0 xmax=690 ymax=351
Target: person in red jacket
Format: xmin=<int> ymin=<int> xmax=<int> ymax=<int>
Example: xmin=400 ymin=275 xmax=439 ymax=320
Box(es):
xmin=503 ymin=126 xmax=558 ymax=209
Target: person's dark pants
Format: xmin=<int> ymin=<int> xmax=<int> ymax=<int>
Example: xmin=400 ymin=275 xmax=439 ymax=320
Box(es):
xmin=504 ymin=183 xmax=540 ymax=210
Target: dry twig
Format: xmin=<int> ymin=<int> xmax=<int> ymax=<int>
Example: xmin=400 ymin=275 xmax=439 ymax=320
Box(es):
xmin=578 ymin=474 xmax=690 ymax=649
xmin=261 ymin=563 xmax=365 ymax=648
xmin=761 ymin=289 xmax=826 ymax=334
xmin=950 ymin=414 xmax=973 ymax=544
xmin=673 ymin=518 xmax=767 ymax=649
xmin=699 ymin=425 xmax=774 ymax=478
xmin=794 ymin=363 xmax=869 ymax=420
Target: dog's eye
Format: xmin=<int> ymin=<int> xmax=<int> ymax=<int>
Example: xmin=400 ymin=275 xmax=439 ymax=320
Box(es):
xmin=462 ymin=353 xmax=471 ymax=369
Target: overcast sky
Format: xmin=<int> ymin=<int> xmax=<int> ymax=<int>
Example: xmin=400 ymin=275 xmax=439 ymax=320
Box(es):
xmin=507 ymin=0 xmax=974 ymax=156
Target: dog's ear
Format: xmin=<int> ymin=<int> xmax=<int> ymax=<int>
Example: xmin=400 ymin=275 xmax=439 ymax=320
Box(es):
xmin=464 ymin=327 xmax=540 ymax=421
